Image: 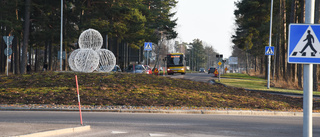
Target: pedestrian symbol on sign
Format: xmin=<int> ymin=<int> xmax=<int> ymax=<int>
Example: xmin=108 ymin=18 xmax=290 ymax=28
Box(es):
xmin=265 ymin=46 xmax=274 ymax=55
xmin=144 ymin=42 xmax=152 ymax=51
xmin=300 ymin=30 xmax=316 ymax=56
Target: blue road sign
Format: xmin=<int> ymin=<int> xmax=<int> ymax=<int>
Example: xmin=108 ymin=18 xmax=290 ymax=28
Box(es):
xmin=288 ymin=24 xmax=320 ymax=64
xmin=265 ymin=46 xmax=274 ymax=55
xmin=144 ymin=42 xmax=152 ymax=51
xmin=3 ymin=36 xmax=14 ymax=46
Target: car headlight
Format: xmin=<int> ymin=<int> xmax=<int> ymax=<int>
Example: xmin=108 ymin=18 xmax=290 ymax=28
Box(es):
xmin=181 ymin=68 xmax=184 ymax=70
xmin=167 ymin=68 xmax=170 ymax=71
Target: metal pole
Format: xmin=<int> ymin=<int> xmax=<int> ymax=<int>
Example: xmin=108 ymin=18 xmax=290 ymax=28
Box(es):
xmin=304 ymin=1 xmax=314 ymax=137
xmin=147 ymin=51 xmax=149 ymax=66
xmin=218 ymin=56 xmax=221 ymax=82
xmin=60 ymin=0 xmax=63 ymax=71
xmin=267 ymin=0 xmax=274 ymax=89
xmin=6 ymin=36 xmax=9 ymax=76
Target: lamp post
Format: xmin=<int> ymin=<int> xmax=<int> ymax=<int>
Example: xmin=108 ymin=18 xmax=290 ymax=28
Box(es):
xmin=60 ymin=0 xmax=63 ymax=71
xmin=267 ymin=0 xmax=274 ymax=89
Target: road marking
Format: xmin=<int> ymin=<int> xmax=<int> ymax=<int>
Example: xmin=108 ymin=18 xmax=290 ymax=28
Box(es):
xmin=111 ymin=131 xmax=128 ymax=134
xmin=149 ymin=133 xmax=167 ymax=136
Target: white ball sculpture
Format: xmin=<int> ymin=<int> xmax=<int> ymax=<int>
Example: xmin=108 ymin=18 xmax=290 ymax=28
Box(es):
xmin=68 ymin=28 xmax=117 ymax=73
xmin=96 ymin=49 xmax=116 ymax=72
xmin=68 ymin=49 xmax=81 ymax=71
xmin=78 ymin=29 xmax=103 ymax=51
xmin=74 ymin=49 xmax=100 ymax=73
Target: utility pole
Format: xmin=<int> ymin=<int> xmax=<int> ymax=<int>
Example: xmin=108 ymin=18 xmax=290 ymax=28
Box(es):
xmin=60 ymin=0 xmax=63 ymax=71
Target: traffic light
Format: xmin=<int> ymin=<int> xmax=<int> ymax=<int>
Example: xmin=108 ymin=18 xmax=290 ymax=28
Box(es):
xmin=216 ymin=54 xmax=223 ymax=58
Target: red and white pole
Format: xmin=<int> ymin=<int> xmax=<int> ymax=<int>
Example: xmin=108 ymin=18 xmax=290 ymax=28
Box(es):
xmin=75 ymin=75 xmax=83 ymax=126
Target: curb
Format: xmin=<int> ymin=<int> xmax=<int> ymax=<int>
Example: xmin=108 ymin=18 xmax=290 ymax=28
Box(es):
xmin=13 ymin=125 xmax=90 ymax=137
xmin=1 ymin=106 xmax=320 ymax=116
xmin=2 ymin=107 xmax=319 ymax=117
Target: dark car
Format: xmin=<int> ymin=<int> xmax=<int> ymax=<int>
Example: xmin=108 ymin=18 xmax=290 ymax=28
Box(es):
xmin=199 ymin=68 xmax=205 ymax=73
xmin=125 ymin=64 xmax=146 ymax=74
xmin=208 ymin=67 xmax=216 ymax=74
xmin=112 ymin=65 xmax=122 ymax=72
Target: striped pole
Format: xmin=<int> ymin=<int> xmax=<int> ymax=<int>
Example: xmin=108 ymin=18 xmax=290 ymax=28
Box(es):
xmin=75 ymin=75 xmax=83 ymax=126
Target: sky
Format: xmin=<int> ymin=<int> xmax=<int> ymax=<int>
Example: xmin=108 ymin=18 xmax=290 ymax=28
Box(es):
xmin=174 ymin=0 xmax=238 ymax=58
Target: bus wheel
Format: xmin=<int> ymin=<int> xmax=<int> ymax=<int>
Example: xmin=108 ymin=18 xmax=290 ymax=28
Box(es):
xmin=181 ymin=73 xmax=185 ymax=75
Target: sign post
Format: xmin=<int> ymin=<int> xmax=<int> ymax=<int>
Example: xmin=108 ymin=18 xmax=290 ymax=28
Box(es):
xmin=144 ymin=42 xmax=152 ymax=65
xmin=3 ymin=36 xmax=14 ymax=76
xmin=216 ymin=54 xmax=223 ymax=82
xmin=267 ymin=0 xmax=274 ymax=89
xmin=288 ymin=1 xmax=315 ymax=136
xmin=265 ymin=46 xmax=274 ymax=89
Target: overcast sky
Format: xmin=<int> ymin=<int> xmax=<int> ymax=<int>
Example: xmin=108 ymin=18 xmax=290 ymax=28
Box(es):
xmin=174 ymin=0 xmax=237 ymax=58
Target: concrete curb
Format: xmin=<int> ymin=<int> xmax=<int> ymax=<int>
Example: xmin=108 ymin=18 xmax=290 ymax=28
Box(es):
xmin=13 ymin=125 xmax=90 ymax=137
xmin=2 ymin=107 xmax=320 ymax=116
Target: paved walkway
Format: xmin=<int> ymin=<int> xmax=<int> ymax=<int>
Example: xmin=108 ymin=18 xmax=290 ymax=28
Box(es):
xmin=0 ymin=122 xmax=90 ymax=137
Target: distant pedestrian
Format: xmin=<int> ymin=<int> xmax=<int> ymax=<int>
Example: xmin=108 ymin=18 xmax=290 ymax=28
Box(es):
xmin=43 ymin=63 xmax=48 ymax=71
xmin=27 ymin=63 xmax=31 ymax=73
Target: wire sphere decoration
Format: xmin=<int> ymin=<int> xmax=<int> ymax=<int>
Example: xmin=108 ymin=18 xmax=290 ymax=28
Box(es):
xmin=74 ymin=49 xmax=100 ymax=73
xmin=68 ymin=28 xmax=116 ymax=73
xmin=95 ymin=49 xmax=116 ymax=72
xmin=68 ymin=49 xmax=81 ymax=71
xmin=78 ymin=28 xmax=103 ymax=51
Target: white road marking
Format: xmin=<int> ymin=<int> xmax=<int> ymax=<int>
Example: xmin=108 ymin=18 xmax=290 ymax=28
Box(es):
xmin=149 ymin=133 xmax=167 ymax=136
xmin=111 ymin=131 xmax=128 ymax=134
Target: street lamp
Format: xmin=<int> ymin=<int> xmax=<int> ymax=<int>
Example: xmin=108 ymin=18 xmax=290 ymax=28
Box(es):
xmin=60 ymin=0 xmax=63 ymax=71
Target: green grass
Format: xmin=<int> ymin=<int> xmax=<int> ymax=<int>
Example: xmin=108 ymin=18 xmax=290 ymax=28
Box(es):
xmin=222 ymin=73 xmax=264 ymax=80
xmin=0 ymin=71 xmax=311 ymax=111
xmin=219 ymin=73 xmax=320 ymax=96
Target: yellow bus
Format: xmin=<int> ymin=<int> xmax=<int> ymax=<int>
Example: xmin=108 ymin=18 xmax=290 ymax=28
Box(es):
xmin=166 ymin=53 xmax=186 ymax=75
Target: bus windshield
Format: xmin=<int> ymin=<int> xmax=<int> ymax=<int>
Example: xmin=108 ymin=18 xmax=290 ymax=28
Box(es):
xmin=167 ymin=54 xmax=184 ymax=67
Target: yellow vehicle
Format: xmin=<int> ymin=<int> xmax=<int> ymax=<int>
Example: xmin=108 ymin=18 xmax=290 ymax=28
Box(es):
xmin=166 ymin=53 xmax=186 ymax=75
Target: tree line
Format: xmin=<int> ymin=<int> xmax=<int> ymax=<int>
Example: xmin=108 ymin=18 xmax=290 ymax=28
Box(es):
xmin=0 ymin=0 xmax=178 ymax=74
xmin=232 ymin=0 xmax=320 ymax=90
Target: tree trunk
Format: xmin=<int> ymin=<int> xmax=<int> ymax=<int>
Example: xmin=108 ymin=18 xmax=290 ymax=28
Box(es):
xmin=20 ymin=0 xmax=31 ymax=74
xmin=290 ymin=0 xmax=297 ymax=82
xmin=43 ymin=40 xmax=48 ymax=70
xmin=15 ymin=38 xmax=20 ymax=74
xmin=49 ymin=40 xmax=52 ymax=70
xmin=276 ymin=35 xmax=280 ymax=80
xmin=34 ymin=47 xmax=38 ymax=72
xmin=281 ymin=0 xmax=287 ymax=80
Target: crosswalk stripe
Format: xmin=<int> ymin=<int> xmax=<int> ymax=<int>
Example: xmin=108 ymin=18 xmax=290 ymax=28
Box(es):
xmin=149 ymin=133 xmax=167 ymax=136
xmin=111 ymin=131 xmax=128 ymax=134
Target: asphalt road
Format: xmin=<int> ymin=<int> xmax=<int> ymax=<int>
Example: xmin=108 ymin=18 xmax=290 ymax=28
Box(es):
xmin=1 ymin=111 xmax=320 ymax=137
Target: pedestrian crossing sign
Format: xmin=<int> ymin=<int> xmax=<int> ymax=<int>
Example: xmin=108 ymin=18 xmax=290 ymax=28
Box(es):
xmin=144 ymin=42 xmax=152 ymax=51
xmin=265 ymin=46 xmax=274 ymax=55
xmin=288 ymin=24 xmax=320 ymax=64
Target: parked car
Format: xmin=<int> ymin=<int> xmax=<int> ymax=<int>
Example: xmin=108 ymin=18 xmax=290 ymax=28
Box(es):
xmin=199 ymin=68 xmax=205 ymax=73
xmin=208 ymin=67 xmax=218 ymax=77
xmin=143 ymin=65 xmax=152 ymax=74
xmin=125 ymin=64 xmax=146 ymax=74
xmin=112 ymin=65 xmax=122 ymax=72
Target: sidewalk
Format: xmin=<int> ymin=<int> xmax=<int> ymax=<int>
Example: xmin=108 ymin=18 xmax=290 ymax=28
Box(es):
xmin=0 ymin=122 xmax=90 ymax=137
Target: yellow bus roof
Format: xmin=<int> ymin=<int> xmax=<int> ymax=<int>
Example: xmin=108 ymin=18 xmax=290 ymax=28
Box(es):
xmin=168 ymin=53 xmax=184 ymax=55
